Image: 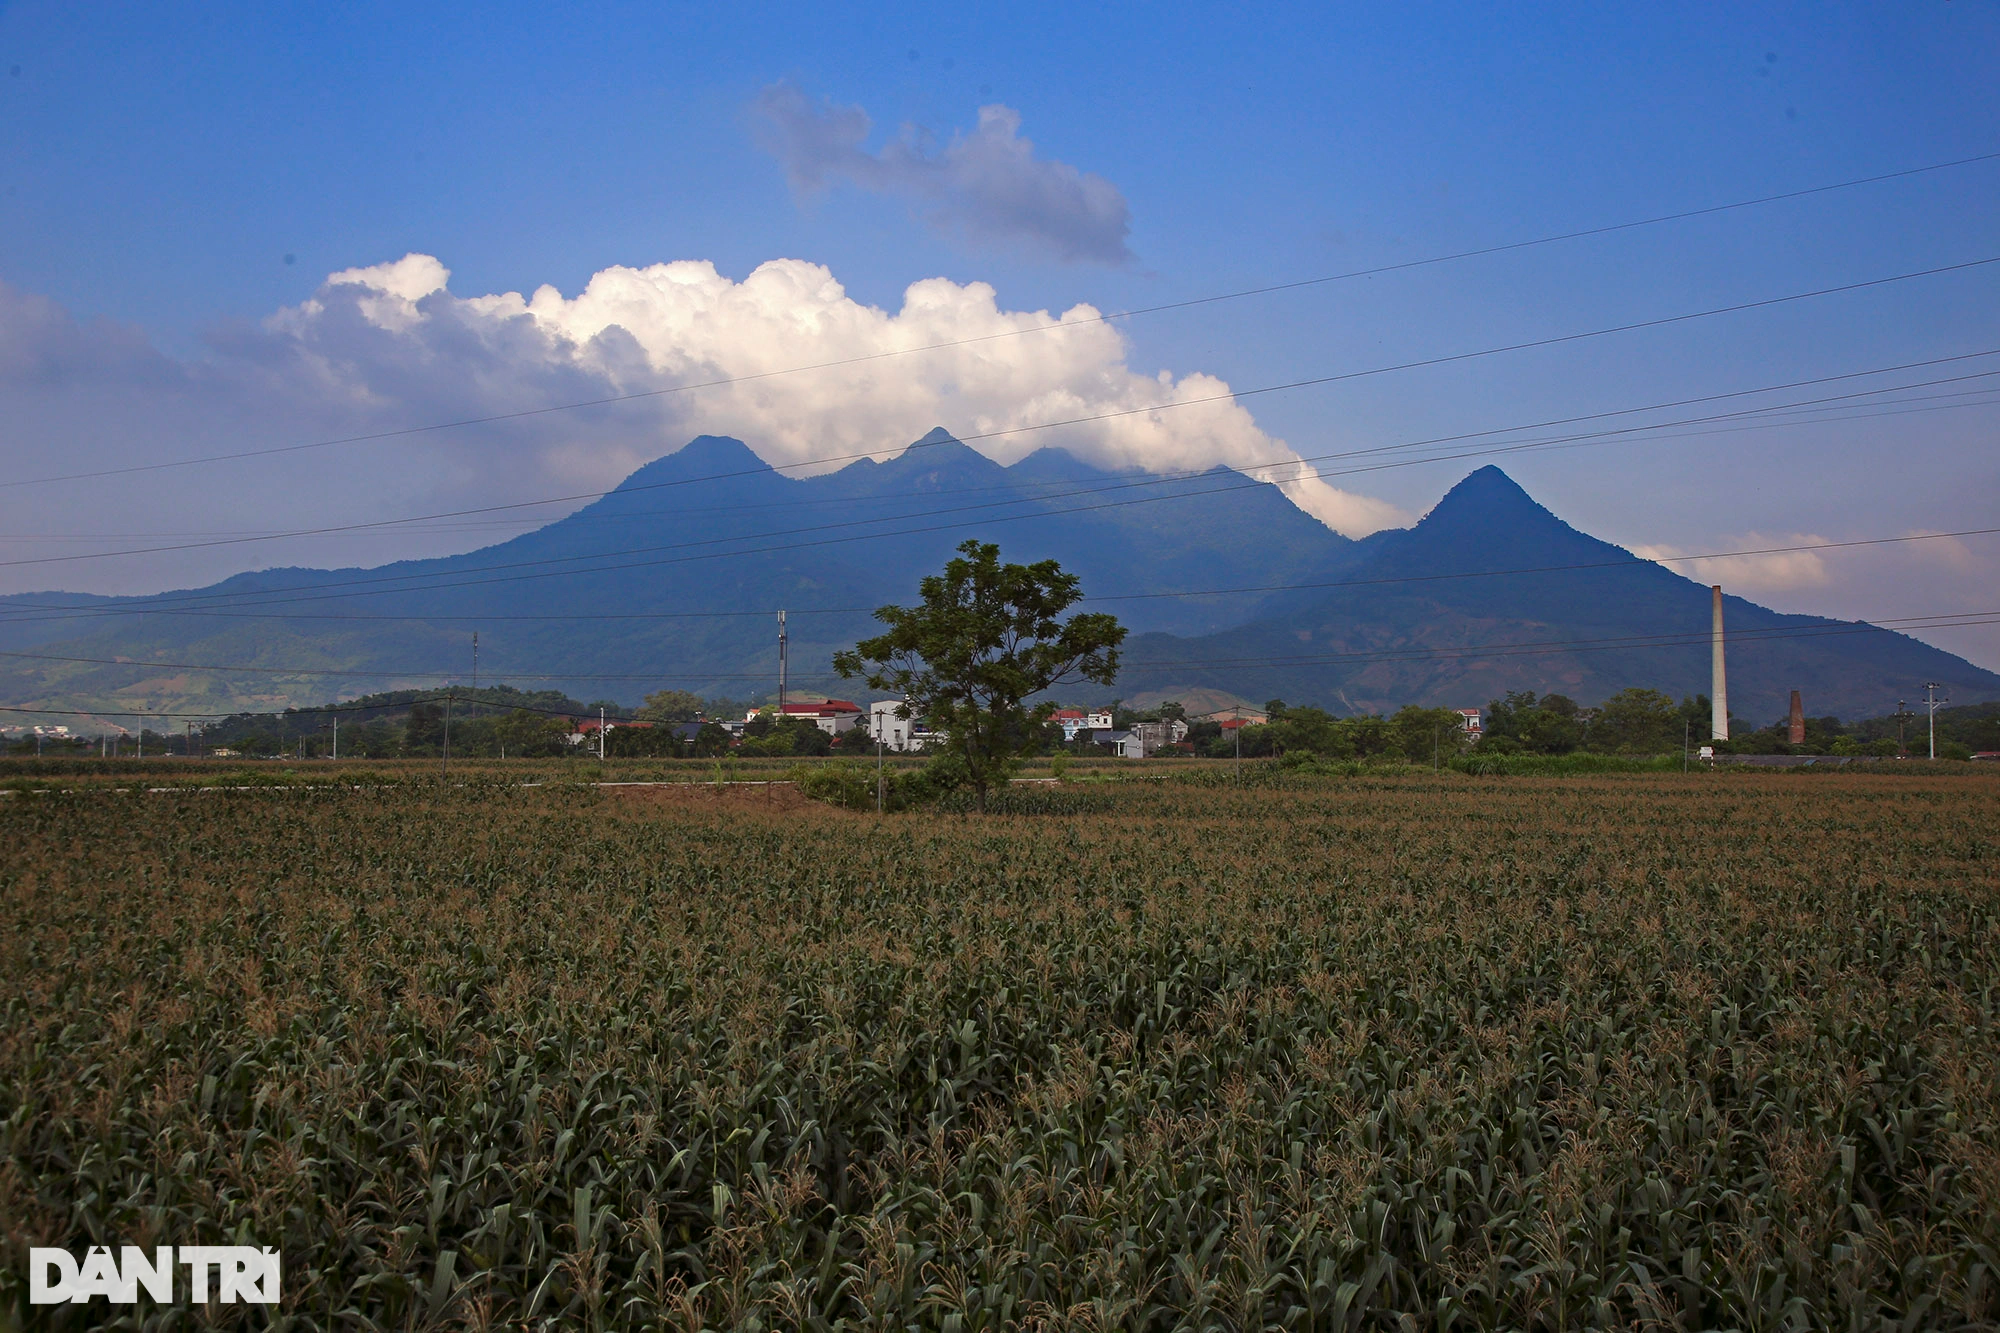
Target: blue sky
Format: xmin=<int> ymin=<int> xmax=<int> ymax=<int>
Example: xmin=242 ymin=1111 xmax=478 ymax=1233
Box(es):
xmin=2 ymin=2 xmax=1997 ymax=665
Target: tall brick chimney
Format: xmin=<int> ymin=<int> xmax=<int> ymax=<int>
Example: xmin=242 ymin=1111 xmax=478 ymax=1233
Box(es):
xmin=1709 ymin=586 xmax=1729 ymax=741
xmin=1788 ymin=690 xmax=1805 ymax=745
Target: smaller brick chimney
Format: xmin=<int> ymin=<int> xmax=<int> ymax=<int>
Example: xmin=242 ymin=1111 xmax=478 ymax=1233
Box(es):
xmin=1788 ymin=690 xmax=1805 ymax=746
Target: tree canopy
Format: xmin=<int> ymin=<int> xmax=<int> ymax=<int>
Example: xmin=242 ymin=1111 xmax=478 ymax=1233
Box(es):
xmin=833 ymin=540 xmax=1125 ymax=811
xmin=636 ymin=688 xmax=706 ymax=722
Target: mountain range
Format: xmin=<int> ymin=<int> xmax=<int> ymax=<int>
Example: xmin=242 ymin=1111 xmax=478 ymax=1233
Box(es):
xmin=2 ymin=429 xmax=1994 ymax=726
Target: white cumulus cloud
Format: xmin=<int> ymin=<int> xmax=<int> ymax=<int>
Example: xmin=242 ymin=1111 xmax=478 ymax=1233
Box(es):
xmin=0 ymin=252 xmax=1409 ymax=594
xmin=265 ymin=252 xmax=1406 ymax=532
xmin=1631 ymin=534 xmax=1835 ymax=595
xmin=754 ymin=83 xmax=1134 ymax=265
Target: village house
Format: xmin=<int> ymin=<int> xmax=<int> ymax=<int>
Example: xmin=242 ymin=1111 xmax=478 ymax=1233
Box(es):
xmin=751 ymin=700 xmax=865 ymax=735
xmin=1089 ymin=718 xmax=1188 ymax=758
xmin=869 ymin=700 xmax=931 ymax=751
xmin=1051 ymin=708 xmax=1115 ymax=741
xmin=568 ymin=718 xmax=654 ymax=747
xmin=1090 ymin=729 xmax=1142 ymax=758
xmin=788 ymin=699 xmax=864 ymax=735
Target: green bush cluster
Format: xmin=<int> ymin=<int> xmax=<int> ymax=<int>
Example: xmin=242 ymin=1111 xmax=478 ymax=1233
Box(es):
xmin=788 ymin=760 xmax=907 ymax=811
xmin=791 ymin=755 xmax=1114 ymax=815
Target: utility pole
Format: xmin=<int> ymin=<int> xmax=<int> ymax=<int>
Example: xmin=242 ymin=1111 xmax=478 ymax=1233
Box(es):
xmin=1922 ymin=683 xmax=1947 ymax=760
xmin=331 ymin=715 xmax=338 ymax=762
xmin=599 ymin=705 xmax=607 ymax=762
xmin=186 ymin=721 xmax=193 ymax=758
xmin=877 ymin=733 xmax=885 ymax=814
xmin=472 ymin=632 xmax=479 ymax=692
xmin=777 ymin=610 xmax=788 ymax=715
xmin=1896 ymin=699 xmax=1910 ymax=757
xmin=442 ymin=693 xmax=452 ymax=774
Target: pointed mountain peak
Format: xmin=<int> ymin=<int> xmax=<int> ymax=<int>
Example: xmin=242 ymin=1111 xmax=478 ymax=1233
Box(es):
xmin=670 ymin=435 xmax=772 ymax=473
xmin=1422 ymin=465 xmax=1545 ymax=524
xmin=1369 ymin=465 xmax=1625 ymax=573
xmin=877 ymin=427 xmax=1003 ymax=478
xmin=587 ymin=437 xmax=782 ymax=516
xmin=1407 ymin=465 xmax=1578 ymax=543
xmin=615 ymin=435 xmax=773 ymax=490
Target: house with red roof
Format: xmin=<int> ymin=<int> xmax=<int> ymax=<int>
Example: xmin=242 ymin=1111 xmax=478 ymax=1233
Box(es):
xmin=1052 ymin=708 xmax=1114 ymax=741
xmin=775 ymin=699 xmax=865 ymax=735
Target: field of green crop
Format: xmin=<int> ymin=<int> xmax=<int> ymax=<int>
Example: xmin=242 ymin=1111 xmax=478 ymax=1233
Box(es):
xmin=4 ymin=769 xmax=1998 ymax=1329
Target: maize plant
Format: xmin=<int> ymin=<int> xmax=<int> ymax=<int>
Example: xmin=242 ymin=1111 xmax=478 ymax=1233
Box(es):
xmin=1 ymin=770 xmax=1996 ymax=1329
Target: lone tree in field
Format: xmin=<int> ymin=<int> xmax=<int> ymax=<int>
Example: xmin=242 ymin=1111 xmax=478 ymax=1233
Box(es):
xmin=834 ymin=539 xmax=1125 ymax=812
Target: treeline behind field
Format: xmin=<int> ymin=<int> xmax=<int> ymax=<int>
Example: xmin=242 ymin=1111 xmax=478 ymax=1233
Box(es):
xmin=1467 ymin=690 xmax=1998 ymax=760
xmin=1200 ymin=689 xmax=1999 ymax=763
xmin=20 ymin=685 xmax=763 ymax=761
xmin=18 ymin=681 xmax=1995 ymax=765
xmin=1202 ymin=690 xmax=1707 ymax=764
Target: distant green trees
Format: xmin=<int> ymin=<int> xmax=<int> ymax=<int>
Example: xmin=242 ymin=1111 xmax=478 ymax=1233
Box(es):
xmin=1221 ymin=702 xmax=1470 ymax=763
xmin=1482 ymin=688 xmax=1693 ymax=755
xmin=1471 ymin=688 xmax=1999 ymax=758
xmin=1087 ymin=690 xmax=1998 ymax=763
xmin=1480 ymin=691 xmax=1584 ymax=755
xmin=494 ymin=709 xmax=573 ymax=757
xmin=404 ymin=703 xmax=445 ymax=753
xmin=1588 ymin=688 xmax=1679 ymax=754
xmin=402 ymin=704 xmax=574 ymax=757
xmin=738 ymin=711 xmax=836 ymax=758
xmin=636 ymin=688 xmax=705 ymax=722
xmin=689 ymin=723 xmax=734 ymax=757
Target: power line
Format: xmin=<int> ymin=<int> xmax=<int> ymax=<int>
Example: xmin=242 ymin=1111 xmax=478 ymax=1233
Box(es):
xmin=3 ymin=609 xmax=1993 ymax=723
xmin=0 ymin=647 xmax=778 ymax=682
xmin=1085 ymin=528 xmax=2000 ymax=606
xmin=3 ymin=611 xmax=1991 ymax=680
xmin=89 ymin=391 xmax=1993 ymax=614
xmin=10 ymin=148 xmax=1996 ymax=494
xmin=1113 ymin=612 xmax=2000 ymax=675
xmin=5 ymin=345 xmax=1996 ymax=576
xmin=0 ymin=693 xmax=647 ymax=725
xmin=7 ymin=351 xmax=1997 ymax=629
xmin=9 ymin=257 xmax=1998 ymax=572
xmin=3 ymin=520 xmax=1996 ymax=637
xmin=19 ymin=355 xmax=1992 ymax=553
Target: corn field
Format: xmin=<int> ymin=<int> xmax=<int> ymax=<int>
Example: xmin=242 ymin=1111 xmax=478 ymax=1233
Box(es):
xmin=3 ymin=771 xmax=1998 ymax=1329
